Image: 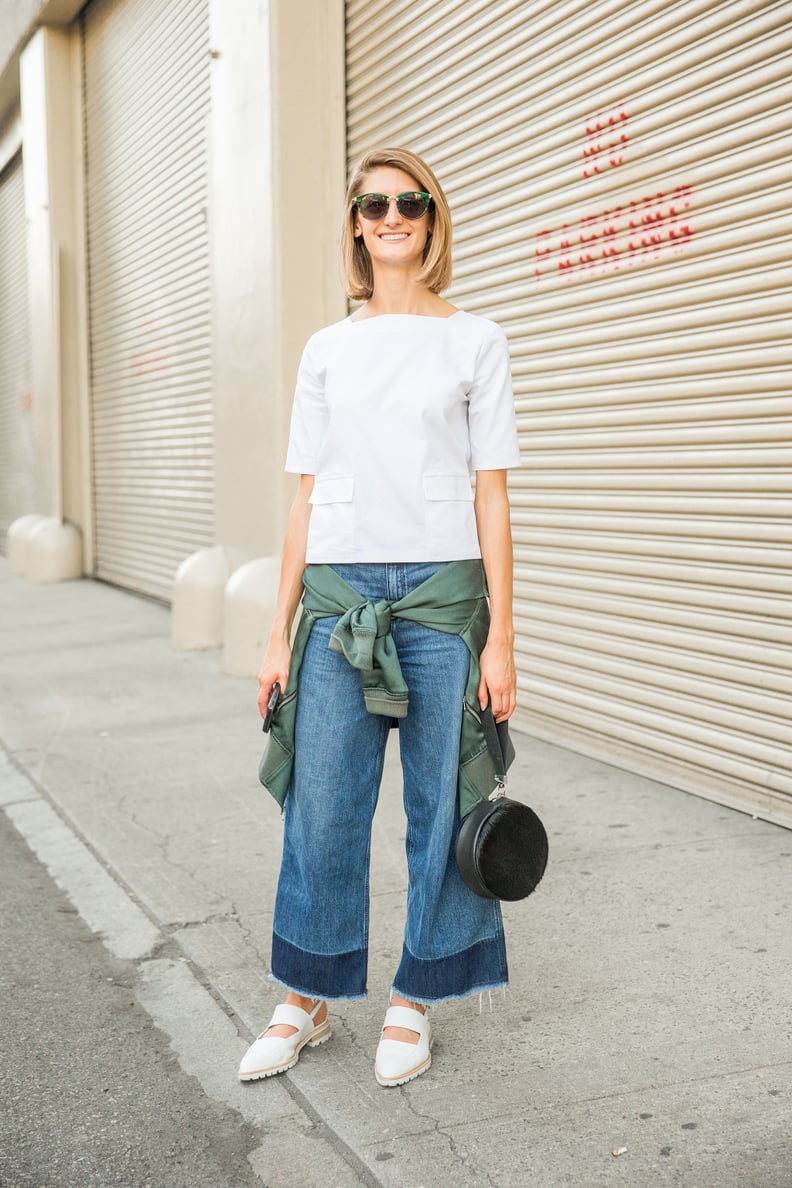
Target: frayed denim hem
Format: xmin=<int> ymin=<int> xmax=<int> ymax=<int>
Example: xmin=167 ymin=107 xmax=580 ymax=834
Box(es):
xmin=389 ymin=978 xmax=509 ymax=1008
xmin=392 ymin=933 xmax=508 ymax=1004
xmin=267 ymin=972 xmax=368 ymax=1003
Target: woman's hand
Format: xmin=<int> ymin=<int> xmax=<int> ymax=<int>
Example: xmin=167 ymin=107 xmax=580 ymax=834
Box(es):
xmin=257 ymin=637 xmax=292 ymax=720
xmin=478 ymin=635 xmax=517 ymax=722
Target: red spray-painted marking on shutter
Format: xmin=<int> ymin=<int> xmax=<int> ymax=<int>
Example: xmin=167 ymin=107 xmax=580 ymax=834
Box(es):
xmin=534 ymin=228 xmax=554 ymax=280
xmin=130 ymin=350 xmax=167 ymax=377
xmin=583 ymin=103 xmax=628 ymax=178
xmin=668 ymin=184 xmax=693 ymax=251
xmin=534 ymin=184 xmax=694 ymax=282
xmin=20 ymin=362 xmax=33 ymax=413
xmin=129 ymin=309 xmax=168 ymax=376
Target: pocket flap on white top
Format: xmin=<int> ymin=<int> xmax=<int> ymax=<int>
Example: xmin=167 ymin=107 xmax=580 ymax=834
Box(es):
xmin=309 ymin=474 xmax=354 ymax=505
xmin=423 ymin=473 xmax=474 ymax=501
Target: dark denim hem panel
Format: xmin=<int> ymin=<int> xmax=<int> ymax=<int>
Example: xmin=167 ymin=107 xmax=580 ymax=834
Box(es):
xmin=392 ymin=934 xmax=508 ymax=1004
xmin=271 ymin=931 xmax=368 ymax=1000
xmin=267 ymin=972 xmax=368 ymax=1003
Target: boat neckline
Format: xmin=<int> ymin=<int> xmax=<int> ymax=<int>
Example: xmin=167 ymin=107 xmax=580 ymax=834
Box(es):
xmin=347 ymin=310 xmax=464 ymax=324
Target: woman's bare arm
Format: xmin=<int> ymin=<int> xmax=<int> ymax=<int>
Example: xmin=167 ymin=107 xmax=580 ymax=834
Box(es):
xmin=474 ymin=469 xmax=517 ymax=722
xmin=256 ymin=474 xmax=314 ymax=718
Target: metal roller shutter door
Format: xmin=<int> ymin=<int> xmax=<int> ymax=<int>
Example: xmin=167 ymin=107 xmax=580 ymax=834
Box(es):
xmin=0 ymin=154 xmax=34 ymax=547
xmin=347 ymin=0 xmax=792 ymax=827
xmin=83 ymin=0 xmax=214 ymax=601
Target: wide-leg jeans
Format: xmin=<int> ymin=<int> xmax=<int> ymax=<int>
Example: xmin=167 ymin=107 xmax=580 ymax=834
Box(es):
xmin=270 ymin=562 xmax=508 ymax=1004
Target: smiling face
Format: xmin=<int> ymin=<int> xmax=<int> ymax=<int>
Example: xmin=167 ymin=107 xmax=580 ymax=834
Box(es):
xmin=353 ymin=166 xmax=434 ymax=277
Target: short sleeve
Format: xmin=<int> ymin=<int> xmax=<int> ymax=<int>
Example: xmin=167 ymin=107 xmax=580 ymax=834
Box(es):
xmin=467 ymin=322 xmax=521 ymax=471
xmin=284 ymin=336 xmax=328 ymax=474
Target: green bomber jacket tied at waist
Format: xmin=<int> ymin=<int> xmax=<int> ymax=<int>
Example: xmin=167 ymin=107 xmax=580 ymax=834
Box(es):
xmin=258 ymin=558 xmax=515 ymax=819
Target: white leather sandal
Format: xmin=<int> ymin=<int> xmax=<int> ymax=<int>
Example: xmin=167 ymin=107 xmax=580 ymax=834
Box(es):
xmin=238 ymin=1000 xmax=331 ymax=1081
xmin=374 ymin=1004 xmax=433 ymax=1087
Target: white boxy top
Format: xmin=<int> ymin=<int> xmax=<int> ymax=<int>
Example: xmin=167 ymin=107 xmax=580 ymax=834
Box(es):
xmin=285 ymin=311 xmax=522 ymax=563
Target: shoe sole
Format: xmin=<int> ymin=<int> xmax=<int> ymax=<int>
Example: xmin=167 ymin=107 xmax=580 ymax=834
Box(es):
xmin=238 ymin=1021 xmax=332 ymax=1082
xmin=374 ymin=1034 xmax=434 ymax=1088
xmin=374 ymin=1050 xmax=432 ymax=1088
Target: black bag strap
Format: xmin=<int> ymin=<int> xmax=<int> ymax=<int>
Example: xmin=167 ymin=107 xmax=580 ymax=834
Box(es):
xmin=479 ymin=701 xmax=510 ymax=786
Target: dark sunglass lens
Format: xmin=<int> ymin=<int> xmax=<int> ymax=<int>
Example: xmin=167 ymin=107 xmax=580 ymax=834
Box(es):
xmin=398 ymin=194 xmax=428 ymax=219
xmin=359 ymin=196 xmax=389 ymax=219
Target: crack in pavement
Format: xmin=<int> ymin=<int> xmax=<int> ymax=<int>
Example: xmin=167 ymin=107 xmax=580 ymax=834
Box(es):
xmin=386 ymin=1070 xmax=495 ymax=1187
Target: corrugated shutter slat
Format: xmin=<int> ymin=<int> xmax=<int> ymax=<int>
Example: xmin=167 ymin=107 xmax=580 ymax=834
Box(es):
xmin=84 ymin=0 xmax=214 ymax=602
xmin=346 ymin=0 xmax=792 ymax=826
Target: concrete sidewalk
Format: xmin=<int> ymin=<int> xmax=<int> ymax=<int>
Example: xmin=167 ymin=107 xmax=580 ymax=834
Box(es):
xmin=1 ymin=559 xmax=790 ymax=1188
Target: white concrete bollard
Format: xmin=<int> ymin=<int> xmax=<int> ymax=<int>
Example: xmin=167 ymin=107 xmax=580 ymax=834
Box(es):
xmin=5 ymin=515 xmax=47 ymax=576
xmin=223 ymin=556 xmax=281 ymax=678
xmin=171 ymin=546 xmax=241 ymax=651
xmin=26 ymin=517 xmax=83 ymax=582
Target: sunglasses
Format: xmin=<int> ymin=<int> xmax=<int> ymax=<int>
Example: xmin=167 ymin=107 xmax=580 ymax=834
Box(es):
xmin=354 ymin=191 xmax=433 ymax=220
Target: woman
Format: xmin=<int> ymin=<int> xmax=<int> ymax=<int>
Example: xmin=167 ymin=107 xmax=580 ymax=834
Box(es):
xmin=239 ymin=147 xmax=521 ymax=1088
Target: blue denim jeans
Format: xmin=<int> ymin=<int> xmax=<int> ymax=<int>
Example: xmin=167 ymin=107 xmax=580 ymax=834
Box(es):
xmin=271 ymin=562 xmax=508 ymax=1005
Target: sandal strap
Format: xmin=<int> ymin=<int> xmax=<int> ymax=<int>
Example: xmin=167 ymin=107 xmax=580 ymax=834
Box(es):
xmin=382 ymin=1005 xmax=430 ymax=1038
xmin=269 ymin=1003 xmax=314 ymax=1032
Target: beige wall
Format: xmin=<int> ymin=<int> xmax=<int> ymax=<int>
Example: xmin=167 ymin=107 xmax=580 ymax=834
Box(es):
xmin=0 ymin=0 xmax=41 ymax=120
xmin=19 ymin=26 xmax=89 ymax=540
xmin=207 ymin=0 xmax=346 ymax=561
xmin=7 ymin=0 xmax=346 ymax=589
xmin=270 ymin=0 xmax=347 ymax=529
xmin=0 ymin=1 xmax=84 ymax=124
xmin=0 ymin=0 xmax=42 ymax=64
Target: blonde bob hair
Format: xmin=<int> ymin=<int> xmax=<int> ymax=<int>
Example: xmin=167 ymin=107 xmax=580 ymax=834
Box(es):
xmin=341 ymin=147 xmax=453 ymax=300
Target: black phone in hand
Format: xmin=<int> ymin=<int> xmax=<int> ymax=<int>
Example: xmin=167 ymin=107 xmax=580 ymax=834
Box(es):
xmin=262 ymin=682 xmax=281 ymax=733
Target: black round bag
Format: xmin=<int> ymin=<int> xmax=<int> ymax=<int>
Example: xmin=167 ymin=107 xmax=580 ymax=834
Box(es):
xmin=455 ymin=706 xmax=548 ymax=901
xmin=456 ymin=795 xmax=548 ymax=900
